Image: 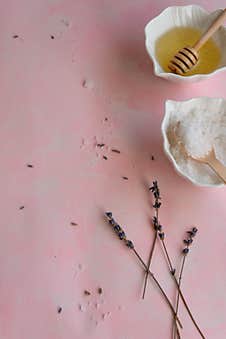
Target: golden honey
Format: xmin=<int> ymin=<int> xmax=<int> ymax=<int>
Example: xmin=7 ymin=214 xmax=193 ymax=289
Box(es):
xmin=155 ymin=27 xmax=221 ymax=76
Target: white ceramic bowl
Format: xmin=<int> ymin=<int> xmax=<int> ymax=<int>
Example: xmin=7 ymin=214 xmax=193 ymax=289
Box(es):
xmin=162 ymin=97 xmax=226 ymax=187
xmin=145 ymin=5 xmax=226 ymax=83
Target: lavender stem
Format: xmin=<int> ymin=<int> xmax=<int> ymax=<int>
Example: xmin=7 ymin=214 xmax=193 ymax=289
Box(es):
xmin=133 ymin=248 xmax=182 ymax=330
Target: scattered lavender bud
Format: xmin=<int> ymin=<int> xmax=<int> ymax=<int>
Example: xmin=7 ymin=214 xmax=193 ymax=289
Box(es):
xmin=98 ymin=287 xmax=103 ymax=294
xmin=84 ymin=290 xmax=91 ymax=296
xmin=111 ymin=149 xmax=120 ymax=153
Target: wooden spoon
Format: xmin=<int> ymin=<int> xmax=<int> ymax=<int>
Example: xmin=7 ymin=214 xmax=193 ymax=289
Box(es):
xmin=168 ymin=8 xmax=226 ymax=75
xmin=172 ymin=122 xmax=226 ymax=183
xmin=190 ymin=149 xmax=226 ymax=184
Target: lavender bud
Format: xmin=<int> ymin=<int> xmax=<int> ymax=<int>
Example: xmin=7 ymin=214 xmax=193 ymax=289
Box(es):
xmin=105 ymin=212 xmax=112 ymax=219
xmin=187 ymin=231 xmax=195 ymax=238
xmin=154 ymin=223 xmax=159 ymax=231
xmin=113 ymin=224 xmax=121 ymax=232
xmin=153 ymin=202 xmax=161 ymax=209
xmin=118 ymin=231 xmax=126 ymax=240
xmin=184 ymin=238 xmax=193 ymax=245
xmin=170 ymin=269 xmax=176 ymax=276
xmin=158 ymin=224 xmax=162 ymax=231
xmin=152 ymin=216 xmax=158 ymax=225
xmin=109 ymin=219 xmax=115 ymax=225
xmin=125 ymin=240 xmax=134 ymax=249
xmin=182 ymin=248 xmax=189 ymax=254
xmin=159 ymin=232 xmax=165 ymax=240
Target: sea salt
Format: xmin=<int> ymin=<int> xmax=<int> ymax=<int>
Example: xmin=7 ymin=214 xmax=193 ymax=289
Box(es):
xmin=164 ymin=98 xmax=226 ymax=185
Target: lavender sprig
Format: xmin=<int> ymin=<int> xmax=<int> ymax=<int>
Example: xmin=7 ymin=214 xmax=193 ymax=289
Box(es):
xmin=142 ymin=181 xmax=161 ymax=299
xmin=105 ymin=209 xmax=205 ymax=338
xmin=148 ymin=183 xmax=205 ymax=339
xmin=105 ymin=212 xmax=182 ymax=330
xmin=173 ymin=227 xmax=198 ymax=339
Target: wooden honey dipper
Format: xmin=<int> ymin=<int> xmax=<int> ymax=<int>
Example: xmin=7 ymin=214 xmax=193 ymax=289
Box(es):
xmin=168 ymin=8 xmax=226 ymax=75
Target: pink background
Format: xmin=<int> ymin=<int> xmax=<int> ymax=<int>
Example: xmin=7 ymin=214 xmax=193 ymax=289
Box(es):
xmin=0 ymin=0 xmax=226 ymax=338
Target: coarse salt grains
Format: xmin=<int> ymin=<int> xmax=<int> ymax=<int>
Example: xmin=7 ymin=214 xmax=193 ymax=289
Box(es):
xmin=163 ymin=98 xmax=226 ymax=186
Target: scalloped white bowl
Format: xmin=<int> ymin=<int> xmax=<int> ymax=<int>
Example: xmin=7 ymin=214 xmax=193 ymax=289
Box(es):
xmin=145 ymin=5 xmax=226 ymax=83
xmin=162 ymin=97 xmax=226 ymax=187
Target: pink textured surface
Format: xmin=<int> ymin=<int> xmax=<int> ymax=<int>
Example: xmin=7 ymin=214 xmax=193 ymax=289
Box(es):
xmin=0 ymin=1 xmax=226 ymax=338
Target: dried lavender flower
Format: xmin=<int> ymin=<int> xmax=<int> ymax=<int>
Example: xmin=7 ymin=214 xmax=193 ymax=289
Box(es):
xmin=104 ymin=212 xmax=204 ymax=338
xmin=183 ymin=238 xmax=193 ymax=245
xmin=125 ymin=240 xmax=134 ymax=249
xmin=106 ymin=212 xmax=112 ymax=218
xmin=153 ymin=201 xmax=161 ymax=209
xmin=159 ymin=232 xmax=165 ymax=240
xmin=173 ymin=226 xmax=199 ymax=339
xmin=105 ymin=212 xmax=133 ymax=248
xmin=182 ymin=248 xmax=189 ymax=254
xmin=104 ymin=212 xmax=183 ymax=329
xmin=158 ymin=224 xmax=162 ymax=231
xmin=170 ymin=269 xmax=176 ymax=276
xmin=149 ymin=181 xmax=161 ymax=200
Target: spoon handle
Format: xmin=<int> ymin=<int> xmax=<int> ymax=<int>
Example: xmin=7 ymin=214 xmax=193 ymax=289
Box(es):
xmin=193 ymin=9 xmax=226 ymax=51
xmin=207 ymin=157 xmax=226 ymax=184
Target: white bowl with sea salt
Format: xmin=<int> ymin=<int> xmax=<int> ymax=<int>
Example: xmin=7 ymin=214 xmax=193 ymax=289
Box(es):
xmin=162 ymin=97 xmax=226 ymax=187
xmin=145 ymin=5 xmax=226 ymax=83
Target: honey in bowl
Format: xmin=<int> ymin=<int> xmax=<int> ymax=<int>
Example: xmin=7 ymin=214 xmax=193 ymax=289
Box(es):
xmin=155 ymin=27 xmax=221 ymax=76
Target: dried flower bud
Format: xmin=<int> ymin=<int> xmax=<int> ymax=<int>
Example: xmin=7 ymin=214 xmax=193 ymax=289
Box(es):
xmin=149 ymin=181 xmax=161 ymax=200
xmin=158 ymin=224 xmax=162 ymax=231
xmin=152 ymin=216 xmax=157 ymax=224
xmin=113 ymin=224 xmax=121 ymax=232
xmin=154 ymin=223 xmax=159 ymax=231
xmin=187 ymin=231 xmax=195 ymax=238
xmin=184 ymin=238 xmax=193 ymax=245
xmin=84 ymin=290 xmax=91 ymax=296
xmin=125 ymin=240 xmax=134 ymax=249
xmin=153 ymin=202 xmax=161 ymax=209
xmin=109 ymin=219 xmax=115 ymax=225
xmin=159 ymin=232 xmax=165 ymax=240
xmin=170 ymin=269 xmax=176 ymax=276
xmin=118 ymin=231 xmax=126 ymax=240
xmin=182 ymin=248 xmax=189 ymax=254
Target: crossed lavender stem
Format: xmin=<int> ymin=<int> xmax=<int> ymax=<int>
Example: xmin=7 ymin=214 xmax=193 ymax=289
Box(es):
xmin=105 ymin=211 xmax=205 ymax=339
